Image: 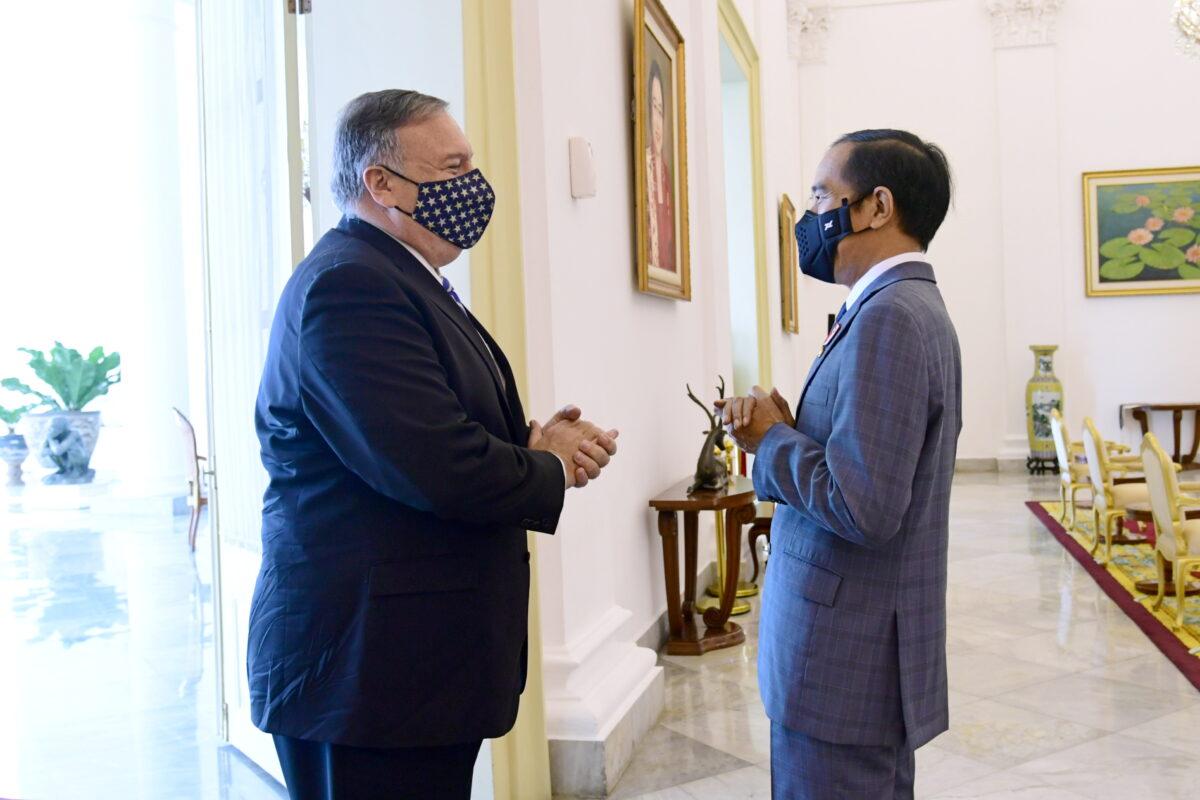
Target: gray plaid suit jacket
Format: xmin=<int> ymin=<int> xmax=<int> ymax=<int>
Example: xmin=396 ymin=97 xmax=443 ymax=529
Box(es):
xmin=752 ymin=261 xmax=961 ymax=749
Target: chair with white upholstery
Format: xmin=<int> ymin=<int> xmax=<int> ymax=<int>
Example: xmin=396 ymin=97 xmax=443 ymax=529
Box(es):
xmin=1051 ymin=410 xmax=1140 ymax=531
xmin=1141 ymin=433 xmax=1200 ymax=630
xmin=1082 ymin=417 xmax=1147 ymax=563
xmin=1050 ymin=410 xmax=1091 ymax=530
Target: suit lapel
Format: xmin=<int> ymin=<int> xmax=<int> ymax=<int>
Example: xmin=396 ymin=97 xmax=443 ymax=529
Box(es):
xmin=470 ymin=318 xmax=528 ymax=440
xmin=797 ymin=262 xmax=937 ymax=407
xmin=338 ymin=217 xmax=518 ymax=435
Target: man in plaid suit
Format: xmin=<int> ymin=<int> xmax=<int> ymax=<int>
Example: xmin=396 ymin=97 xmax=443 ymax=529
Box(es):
xmin=720 ymin=130 xmax=960 ymax=798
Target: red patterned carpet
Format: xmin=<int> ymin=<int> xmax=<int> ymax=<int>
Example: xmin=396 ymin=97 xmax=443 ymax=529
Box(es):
xmin=1027 ymin=501 xmax=1200 ymax=692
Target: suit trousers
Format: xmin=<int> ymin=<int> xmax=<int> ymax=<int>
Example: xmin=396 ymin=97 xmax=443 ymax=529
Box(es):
xmin=273 ymin=734 xmax=483 ymax=800
xmin=770 ymin=722 xmax=914 ymax=799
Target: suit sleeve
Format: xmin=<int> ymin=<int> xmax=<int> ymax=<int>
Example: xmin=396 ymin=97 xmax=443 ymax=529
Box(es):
xmin=298 ymin=260 xmax=565 ymax=532
xmin=752 ymin=302 xmax=930 ymax=548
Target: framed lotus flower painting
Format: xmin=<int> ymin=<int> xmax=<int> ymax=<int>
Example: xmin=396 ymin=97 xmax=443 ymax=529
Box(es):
xmin=1083 ymin=166 xmax=1200 ymax=297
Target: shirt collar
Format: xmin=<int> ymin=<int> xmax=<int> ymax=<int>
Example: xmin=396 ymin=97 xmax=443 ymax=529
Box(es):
xmin=356 ymin=217 xmax=442 ymax=284
xmin=845 ymin=251 xmax=929 ymax=311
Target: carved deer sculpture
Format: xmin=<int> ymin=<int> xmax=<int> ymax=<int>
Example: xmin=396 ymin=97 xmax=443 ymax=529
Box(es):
xmin=686 ymin=376 xmax=729 ymax=494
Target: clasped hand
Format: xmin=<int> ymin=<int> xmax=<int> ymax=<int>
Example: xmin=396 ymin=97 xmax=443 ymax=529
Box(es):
xmin=714 ymin=386 xmax=795 ymax=454
xmin=528 ymin=405 xmax=619 ymax=488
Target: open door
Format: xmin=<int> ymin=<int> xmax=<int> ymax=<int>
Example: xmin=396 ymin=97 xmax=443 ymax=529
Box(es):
xmin=196 ymin=0 xmax=305 ymax=783
xmin=718 ymin=0 xmax=771 ymax=397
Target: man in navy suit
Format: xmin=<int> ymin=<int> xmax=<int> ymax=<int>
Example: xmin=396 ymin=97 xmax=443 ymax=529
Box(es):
xmin=721 ymin=130 xmax=960 ymax=798
xmin=248 ymin=89 xmax=619 ymax=799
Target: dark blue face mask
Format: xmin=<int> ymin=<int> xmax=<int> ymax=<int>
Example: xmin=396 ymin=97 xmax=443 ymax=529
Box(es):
xmin=381 ymin=165 xmax=495 ymax=249
xmin=794 ymin=196 xmax=866 ymax=284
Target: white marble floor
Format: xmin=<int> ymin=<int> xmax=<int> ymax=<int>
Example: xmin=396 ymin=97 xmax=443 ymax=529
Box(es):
xmin=606 ymin=472 xmax=1200 ymax=799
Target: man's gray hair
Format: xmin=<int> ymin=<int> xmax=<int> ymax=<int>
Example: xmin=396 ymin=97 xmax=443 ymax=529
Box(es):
xmin=330 ymin=89 xmax=449 ymax=212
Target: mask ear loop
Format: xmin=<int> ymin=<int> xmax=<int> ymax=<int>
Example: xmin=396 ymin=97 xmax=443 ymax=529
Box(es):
xmin=378 ymin=164 xmax=419 ymax=217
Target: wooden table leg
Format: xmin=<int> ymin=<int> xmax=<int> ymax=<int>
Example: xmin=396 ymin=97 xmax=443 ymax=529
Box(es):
xmin=657 ymin=511 xmax=684 ymax=641
xmin=682 ymin=511 xmax=698 ymax=617
xmin=703 ymin=503 xmax=755 ymax=631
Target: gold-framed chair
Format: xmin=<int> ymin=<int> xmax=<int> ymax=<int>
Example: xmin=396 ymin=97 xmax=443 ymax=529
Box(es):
xmin=172 ymin=407 xmax=208 ymax=552
xmin=1082 ymin=417 xmax=1148 ymax=563
xmin=1141 ymin=433 xmax=1200 ymax=630
xmin=1050 ymin=410 xmax=1140 ymax=531
xmin=1050 ymin=410 xmax=1091 ymax=530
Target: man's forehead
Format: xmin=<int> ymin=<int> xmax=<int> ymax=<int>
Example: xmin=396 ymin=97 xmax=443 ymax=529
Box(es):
xmin=813 ymin=144 xmax=850 ymax=188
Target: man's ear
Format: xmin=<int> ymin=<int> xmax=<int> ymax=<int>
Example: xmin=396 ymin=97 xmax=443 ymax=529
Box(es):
xmin=362 ymin=165 xmax=398 ymax=207
xmin=360 ymin=163 xmax=412 ymax=209
xmin=868 ymin=186 xmax=896 ymax=230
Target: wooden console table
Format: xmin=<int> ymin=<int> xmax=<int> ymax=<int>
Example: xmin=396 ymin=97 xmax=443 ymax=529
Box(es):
xmin=650 ymin=475 xmax=757 ymax=655
xmin=1120 ymin=403 xmax=1200 ymax=469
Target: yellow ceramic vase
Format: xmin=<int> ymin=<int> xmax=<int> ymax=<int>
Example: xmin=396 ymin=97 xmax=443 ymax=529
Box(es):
xmin=1025 ymin=345 xmax=1063 ymax=461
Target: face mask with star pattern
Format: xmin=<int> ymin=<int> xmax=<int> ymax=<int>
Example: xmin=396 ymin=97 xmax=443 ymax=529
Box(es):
xmin=381 ymin=165 xmax=495 ymax=249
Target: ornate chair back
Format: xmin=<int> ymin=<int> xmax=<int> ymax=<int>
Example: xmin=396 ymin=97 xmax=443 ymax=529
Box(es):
xmin=1142 ymin=433 xmax=1187 ymax=559
xmin=1081 ymin=417 xmax=1109 ymax=517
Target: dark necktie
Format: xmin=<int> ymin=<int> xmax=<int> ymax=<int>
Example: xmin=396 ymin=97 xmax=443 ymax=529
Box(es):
xmin=441 ymin=275 xmax=506 ymax=392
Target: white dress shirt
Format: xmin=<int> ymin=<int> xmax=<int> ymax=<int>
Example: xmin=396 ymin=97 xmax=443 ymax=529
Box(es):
xmin=845 ymin=251 xmax=929 ymax=313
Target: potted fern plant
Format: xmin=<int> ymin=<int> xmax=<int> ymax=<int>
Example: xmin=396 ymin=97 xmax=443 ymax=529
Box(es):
xmin=0 ymin=403 xmax=34 ymax=486
xmin=2 ymin=343 xmax=121 ymax=485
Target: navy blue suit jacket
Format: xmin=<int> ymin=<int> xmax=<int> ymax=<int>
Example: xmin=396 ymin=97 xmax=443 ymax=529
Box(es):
xmin=247 ymin=216 xmax=565 ymax=747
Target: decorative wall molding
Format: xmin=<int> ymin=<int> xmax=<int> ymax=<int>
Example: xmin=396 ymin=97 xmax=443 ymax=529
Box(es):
xmin=1175 ymin=0 xmax=1200 ymax=57
xmin=787 ymin=1 xmax=833 ymax=64
xmin=985 ymin=0 xmax=1065 ymax=48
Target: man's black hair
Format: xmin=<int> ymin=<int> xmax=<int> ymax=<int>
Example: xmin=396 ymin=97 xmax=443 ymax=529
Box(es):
xmin=834 ymin=129 xmax=952 ymax=250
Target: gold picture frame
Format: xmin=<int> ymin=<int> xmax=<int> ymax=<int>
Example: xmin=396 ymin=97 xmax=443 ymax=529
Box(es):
xmin=1082 ymin=166 xmax=1200 ymax=297
xmin=778 ymin=194 xmax=799 ymax=333
xmin=634 ymin=0 xmax=691 ymax=300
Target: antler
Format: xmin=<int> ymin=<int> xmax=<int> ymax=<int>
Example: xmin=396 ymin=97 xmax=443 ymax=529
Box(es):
xmin=716 ymin=375 xmax=726 ymax=400
xmin=685 ymin=383 xmax=717 ymax=430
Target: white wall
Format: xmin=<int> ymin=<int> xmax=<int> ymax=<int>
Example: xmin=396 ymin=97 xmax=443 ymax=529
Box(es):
xmin=513 ymin=0 xmax=810 ymax=746
xmin=305 ymin=0 xmax=472 ymax=302
xmin=1053 ymin=0 xmax=1200 ymax=452
xmin=795 ymin=0 xmax=1200 ymax=459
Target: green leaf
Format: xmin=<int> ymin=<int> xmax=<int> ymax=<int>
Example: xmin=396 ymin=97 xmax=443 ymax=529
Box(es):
xmin=0 ymin=377 xmax=59 ymax=410
xmin=1180 ymin=263 xmax=1200 ymax=279
xmin=1158 ymin=227 xmax=1196 ymax=247
xmin=8 ymin=343 xmax=121 ymax=411
xmin=1099 ymin=236 xmax=1142 ymax=259
xmin=1141 ymin=243 xmax=1187 ymax=270
xmin=1110 ymin=201 xmax=1139 ymax=214
xmin=1100 ymin=258 xmax=1144 ymax=280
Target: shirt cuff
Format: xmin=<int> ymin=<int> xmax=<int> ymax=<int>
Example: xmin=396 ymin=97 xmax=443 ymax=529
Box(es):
xmin=555 ymin=454 xmax=571 ymax=490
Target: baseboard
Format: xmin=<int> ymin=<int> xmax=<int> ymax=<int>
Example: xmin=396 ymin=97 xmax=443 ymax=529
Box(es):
xmin=549 ymin=667 xmax=664 ymax=798
xmin=954 ymin=458 xmax=998 ymax=473
xmin=955 ymin=457 xmax=1043 ymax=475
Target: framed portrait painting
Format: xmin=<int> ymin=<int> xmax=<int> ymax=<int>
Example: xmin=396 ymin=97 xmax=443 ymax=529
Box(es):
xmin=1083 ymin=166 xmax=1200 ymax=297
xmin=634 ymin=0 xmax=691 ymax=300
xmin=778 ymin=194 xmax=799 ymax=333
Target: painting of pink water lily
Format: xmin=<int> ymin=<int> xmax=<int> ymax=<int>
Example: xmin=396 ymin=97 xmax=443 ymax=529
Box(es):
xmin=1083 ymin=166 xmax=1200 ymax=296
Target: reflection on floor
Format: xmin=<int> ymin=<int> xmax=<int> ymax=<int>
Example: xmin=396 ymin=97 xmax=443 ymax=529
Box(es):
xmin=609 ymin=473 xmax=1200 ymax=800
xmin=4 ymin=474 xmax=1198 ymax=799
xmin=0 ymin=489 xmax=286 ymax=800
